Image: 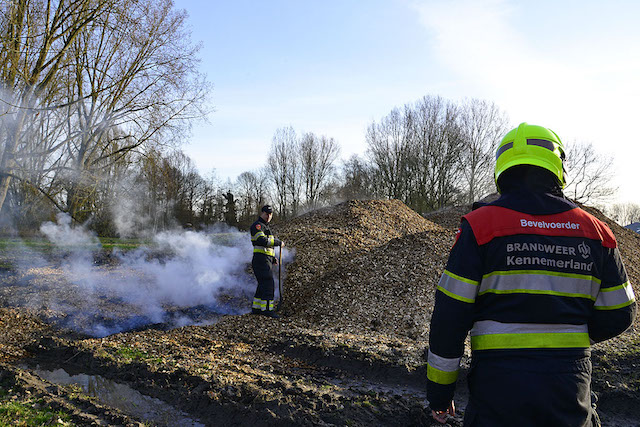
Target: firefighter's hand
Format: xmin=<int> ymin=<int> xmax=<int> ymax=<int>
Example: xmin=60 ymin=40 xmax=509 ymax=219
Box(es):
xmin=272 ymin=257 xmax=278 ymax=265
xmin=431 ymin=401 xmax=455 ymax=423
xmin=280 ymin=241 xmax=285 ymax=247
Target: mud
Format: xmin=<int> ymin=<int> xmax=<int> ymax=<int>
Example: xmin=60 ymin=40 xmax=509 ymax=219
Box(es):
xmin=15 ymin=333 xmax=454 ymax=426
xmin=26 ymin=365 xmax=204 ymax=426
xmin=7 ymin=329 xmax=637 ymax=427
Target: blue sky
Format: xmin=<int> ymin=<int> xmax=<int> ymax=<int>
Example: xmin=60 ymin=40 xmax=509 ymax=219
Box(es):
xmin=174 ymin=0 xmax=640 ymax=204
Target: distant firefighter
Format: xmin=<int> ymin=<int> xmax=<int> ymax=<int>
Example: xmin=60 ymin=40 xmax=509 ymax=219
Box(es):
xmin=427 ymin=123 xmax=636 ymax=426
xmin=249 ymin=205 xmax=284 ymax=318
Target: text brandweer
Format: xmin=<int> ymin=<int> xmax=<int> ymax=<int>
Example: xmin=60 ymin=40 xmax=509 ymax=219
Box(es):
xmin=507 ymin=243 xmax=576 ymax=255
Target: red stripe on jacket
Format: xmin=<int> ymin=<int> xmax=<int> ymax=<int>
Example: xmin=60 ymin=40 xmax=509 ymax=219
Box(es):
xmin=463 ymin=206 xmax=617 ymax=248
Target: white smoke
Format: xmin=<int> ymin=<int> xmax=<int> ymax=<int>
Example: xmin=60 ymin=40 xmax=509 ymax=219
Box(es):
xmin=108 ymin=172 xmax=153 ymax=238
xmin=110 ymin=195 xmax=144 ymax=238
xmin=115 ymin=229 xmax=252 ymax=308
xmin=27 ymin=214 xmax=294 ymax=336
xmin=40 ymin=213 xmax=100 ymax=249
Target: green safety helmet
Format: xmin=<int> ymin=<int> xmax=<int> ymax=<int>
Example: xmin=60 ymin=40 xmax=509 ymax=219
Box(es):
xmin=494 ymin=122 xmax=566 ymax=192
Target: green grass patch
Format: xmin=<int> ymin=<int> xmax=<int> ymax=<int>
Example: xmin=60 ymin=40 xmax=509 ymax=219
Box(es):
xmin=0 ymin=238 xmax=60 ymax=252
xmin=0 ymin=398 xmax=73 ymax=426
xmin=0 ymin=237 xmax=148 ymax=254
xmin=99 ymin=238 xmax=149 ymax=251
xmin=361 ymin=400 xmax=373 ymax=408
xmin=0 ymin=233 xmax=240 ymax=256
xmin=116 ymin=346 xmax=161 ymax=364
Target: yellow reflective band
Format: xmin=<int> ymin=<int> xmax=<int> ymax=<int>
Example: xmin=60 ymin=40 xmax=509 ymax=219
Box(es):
xmin=479 ymin=272 xmax=599 ymax=300
xmin=253 ymin=247 xmax=275 ymax=256
xmin=595 ymin=281 xmax=635 ymax=310
xmin=437 ymin=285 xmax=475 ymax=304
xmin=483 ymin=269 xmax=601 ymax=284
xmin=252 ymin=298 xmax=267 ymax=309
xmin=600 ymin=281 xmax=631 ymax=293
xmin=471 ymin=332 xmax=590 ymax=350
xmin=252 ymin=231 xmax=267 ymax=241
xmin=427 ymin=364 xmax=459 ymax=385
xmin=478 ymin=288 xmax=595 ymax=300
xmin=594 ymin=300 xmax=635 ymax=311
xmin=268 ymin=235 xmax=275 ymax=247
xmin=444 ymin=270 xmax=479 ymax=286
xmin=439 ymin=272 xmax=479 ymax=302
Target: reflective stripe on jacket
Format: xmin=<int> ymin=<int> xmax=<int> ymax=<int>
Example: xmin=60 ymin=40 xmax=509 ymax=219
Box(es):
xmin=250 ymin=217 xmax=281 ymax=257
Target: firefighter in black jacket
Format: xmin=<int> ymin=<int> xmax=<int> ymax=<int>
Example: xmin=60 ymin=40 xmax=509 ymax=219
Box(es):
xmin=427 ymin=123 xmax=636 ymax=426
xmin=250 ymin=205 xmax=284 ymax=318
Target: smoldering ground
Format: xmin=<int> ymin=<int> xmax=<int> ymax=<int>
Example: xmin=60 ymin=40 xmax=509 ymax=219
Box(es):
xmin=0 ymin=213 xmax=293 ymax=337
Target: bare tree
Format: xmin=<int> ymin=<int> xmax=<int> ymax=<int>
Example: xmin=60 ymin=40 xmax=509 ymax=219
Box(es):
xmin=61 ymin=0 xmax=207 ymax=219
xmin=564 ymin=141 xmax=617 ymax=205
xmin=198 ymin=170 xmax=220 ymax=226
xmin=236 ymin=170 xmax=269 ymax=225
xmin=607 ymin=203 xmax=640 ymax=226
xmin=365 ymin=96 xmax=467 ymax=212
xmin=458 ymin=98 xmax=509 ymax=203
xmin=236 ymin=171 xmax=258 ymax=222
xmin=366 ymin=106 xmax=413 ymax=200
xmin=340 ymin=154 xmax=375 ymax=200
xmin=299 ymin=132 xmax=340 ymax=208
xmin=267 ymin=126 xmax=299 ymax=217
xmin=410 ymin=96 xmax=464 ymax=212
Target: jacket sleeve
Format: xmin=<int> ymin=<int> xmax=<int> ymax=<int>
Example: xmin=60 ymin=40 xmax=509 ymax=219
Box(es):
xmin=427 ymin=220 xmax=482 ymax=411
xmin=589 ymin=246 xmax=636 ymax=343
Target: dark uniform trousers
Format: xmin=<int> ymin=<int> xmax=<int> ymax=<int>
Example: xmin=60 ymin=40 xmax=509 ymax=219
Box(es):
xmin=252 ymin=253 xmax=275 ymax=307
xmin=464 ymin=353 xmax=594 ymax=427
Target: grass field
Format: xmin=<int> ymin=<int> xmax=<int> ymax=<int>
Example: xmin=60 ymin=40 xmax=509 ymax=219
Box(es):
xmin=0 ymin=233 xmax=242 ymax=253
xmin=0 ymin=237 xmax=146 ymax=252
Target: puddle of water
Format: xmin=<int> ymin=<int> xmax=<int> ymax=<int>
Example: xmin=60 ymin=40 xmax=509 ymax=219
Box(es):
xmin=28 ymin=366 xmax=204 ymax=427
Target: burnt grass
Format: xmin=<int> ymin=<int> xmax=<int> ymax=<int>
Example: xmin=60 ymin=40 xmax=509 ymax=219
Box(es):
xmin=1 ymin=199 xmax=639 ymax=426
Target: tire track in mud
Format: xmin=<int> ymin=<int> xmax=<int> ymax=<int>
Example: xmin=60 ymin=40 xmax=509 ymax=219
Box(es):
xmin=268 ymin=340 xmax=468 ymax=426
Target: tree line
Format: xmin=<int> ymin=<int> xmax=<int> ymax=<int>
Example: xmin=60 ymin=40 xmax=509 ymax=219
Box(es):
xmin=0 ymin=1 xmax=629 ymax=236
xmin=232 ymin=96 xmax=622 ymax=227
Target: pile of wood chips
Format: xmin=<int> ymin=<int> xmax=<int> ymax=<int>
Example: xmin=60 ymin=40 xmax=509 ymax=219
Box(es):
xmin=273 ymin=199 xmax=459 ymax=341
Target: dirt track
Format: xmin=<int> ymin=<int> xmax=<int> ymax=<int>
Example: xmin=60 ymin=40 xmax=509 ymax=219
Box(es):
xmin=1 ymin=199 xmax=639 ymax=426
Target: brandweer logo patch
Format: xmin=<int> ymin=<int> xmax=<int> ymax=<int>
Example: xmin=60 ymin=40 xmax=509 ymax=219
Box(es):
xmin=578 ymin=241 xmax=591 ymax=259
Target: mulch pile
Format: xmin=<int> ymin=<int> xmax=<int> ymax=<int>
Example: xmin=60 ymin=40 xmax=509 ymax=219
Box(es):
xmin=581 ymin=204 xmax=640 ymax=312
xmin=273 ymin=199 xmax=456 ymax=340
xmin=268 ymin=198 xmax=640 ymax=340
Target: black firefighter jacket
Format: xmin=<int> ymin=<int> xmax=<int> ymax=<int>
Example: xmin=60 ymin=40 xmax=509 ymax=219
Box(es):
xmin=426 ymin=184 xmax=636 ymax=423
xmin=250 ymin=217 xmax=281 ymax=258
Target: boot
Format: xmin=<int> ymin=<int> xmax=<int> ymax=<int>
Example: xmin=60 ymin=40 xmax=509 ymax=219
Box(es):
xmin=261 ymin=310 xmax=280 ymax=319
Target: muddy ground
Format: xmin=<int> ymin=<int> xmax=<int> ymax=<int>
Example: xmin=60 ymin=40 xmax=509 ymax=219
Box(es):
xmin=1 ymin=309 xmax=453 ymax=426
xmin=1 ymin=199 xmax=639 ymax=426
